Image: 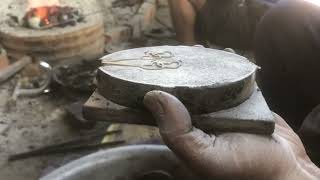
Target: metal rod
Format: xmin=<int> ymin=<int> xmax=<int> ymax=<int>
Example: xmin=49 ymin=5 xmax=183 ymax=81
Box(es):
xmin=8 ymin=130 xmax=122 ymax=161
xmin=9 ymin=140 xmax=125 ymax=161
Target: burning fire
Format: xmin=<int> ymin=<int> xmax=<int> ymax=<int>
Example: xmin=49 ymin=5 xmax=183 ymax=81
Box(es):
xmin=27 ymin=0 xmax=60 ymax=26
xmin=24 ymin=0 xmax=83 ymax=29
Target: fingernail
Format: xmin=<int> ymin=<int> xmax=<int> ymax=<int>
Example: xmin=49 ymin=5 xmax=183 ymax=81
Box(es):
xmin=144 ymin=91 xmax=165 ymax=117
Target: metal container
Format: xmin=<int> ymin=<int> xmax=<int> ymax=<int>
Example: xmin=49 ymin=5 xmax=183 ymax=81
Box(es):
xmin=41 ymin=145 xmax=199 ymax=180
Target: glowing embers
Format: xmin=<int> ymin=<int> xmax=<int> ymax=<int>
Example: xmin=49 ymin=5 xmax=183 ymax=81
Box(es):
xmin=23 ymin=2 xmax=84 ymax=29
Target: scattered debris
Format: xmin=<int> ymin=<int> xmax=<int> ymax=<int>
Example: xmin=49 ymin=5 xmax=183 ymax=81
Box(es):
xmin=112 ymin=0 xmax=145 ymax=8
xmin=53 ymin=60 xmax=99 ymax=93
xmin=12 ymin=61 xmax=52 ymax=100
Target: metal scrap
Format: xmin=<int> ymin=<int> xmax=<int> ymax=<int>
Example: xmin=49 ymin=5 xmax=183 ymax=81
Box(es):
xmin=12 ymin=61 xmax=52 ymax=100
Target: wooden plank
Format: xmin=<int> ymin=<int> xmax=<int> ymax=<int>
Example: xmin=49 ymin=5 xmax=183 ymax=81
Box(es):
xmin=83 ymin=88 xmax=275 ymax=135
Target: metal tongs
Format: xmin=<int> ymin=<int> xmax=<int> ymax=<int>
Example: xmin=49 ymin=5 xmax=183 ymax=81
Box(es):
xmin=101 ymin=50 xmax=182 ymax=70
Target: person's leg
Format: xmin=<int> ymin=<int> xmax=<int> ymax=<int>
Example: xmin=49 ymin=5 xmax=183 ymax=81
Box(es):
xmin=254 ymin=0 xmax=320 ymax=130
xmin=168 ymin=0 xmax=205 ymax=45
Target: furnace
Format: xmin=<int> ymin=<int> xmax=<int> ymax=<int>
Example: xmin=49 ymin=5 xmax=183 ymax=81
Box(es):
xmin=0 ymin=0 xmax=104 ymax=63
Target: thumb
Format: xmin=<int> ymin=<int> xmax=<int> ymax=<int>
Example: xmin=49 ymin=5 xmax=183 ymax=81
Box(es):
xmin=143 ymin=91 xmax=215 ymax=158
xmin=143 ymin=90 xmax=192 ymax=136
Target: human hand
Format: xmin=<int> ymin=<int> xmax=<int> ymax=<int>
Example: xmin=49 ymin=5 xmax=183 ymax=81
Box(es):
xmin=143 ymin=91 xmax=320 ymax=180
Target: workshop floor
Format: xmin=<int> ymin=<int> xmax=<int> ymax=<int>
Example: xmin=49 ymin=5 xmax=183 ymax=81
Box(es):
xmin=0 ymin=80 xmax=162 ymax=180
xmin=0 ymin=0 xmax=172 ymax=179
xmin=0 ymin=82 xmax=81 ymax=180
xmin=0 ymin=0 xmax=256 ymax=179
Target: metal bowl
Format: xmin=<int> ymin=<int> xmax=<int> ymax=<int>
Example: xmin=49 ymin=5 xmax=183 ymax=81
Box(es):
xmin=41 ymin=145 xmax=199 ymax=180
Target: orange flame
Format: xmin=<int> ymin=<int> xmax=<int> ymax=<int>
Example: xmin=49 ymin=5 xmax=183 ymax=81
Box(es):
xmin=27 ymin=0 xmax=60 ymax=26
xmin=33 ymin=7 xmax=49 ymax=19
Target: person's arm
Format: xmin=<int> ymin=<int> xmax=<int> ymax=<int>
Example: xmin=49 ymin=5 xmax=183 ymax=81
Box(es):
xmin=168 ymin=0 xmax=197 ymax=45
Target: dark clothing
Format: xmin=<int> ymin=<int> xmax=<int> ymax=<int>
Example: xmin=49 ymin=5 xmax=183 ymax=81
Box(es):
xmin=194 ymin=0 xmax=320 ymax=165
xmin=194 ymin=0 xmax=275 ymax=50
xmin=193 ymin=0 xmax=320 ymax=130
xmin=255 ymin=0 xmax=320 ymax=130
xmin=254 ymin=0 xmax=320 ymax=164
xmin=192 ymin=0 xmax=320 ymax=165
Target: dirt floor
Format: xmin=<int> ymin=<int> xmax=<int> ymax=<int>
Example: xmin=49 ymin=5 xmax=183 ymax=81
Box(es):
xmin=0 ymin=0 xmax=257 ymax=179
xmin=0 ymin=0 xmax=173 ymax=179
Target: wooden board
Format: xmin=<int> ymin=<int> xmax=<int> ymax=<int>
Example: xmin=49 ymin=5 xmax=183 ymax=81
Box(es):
xmin=83 ymin=88 xmax=275 ymax=135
